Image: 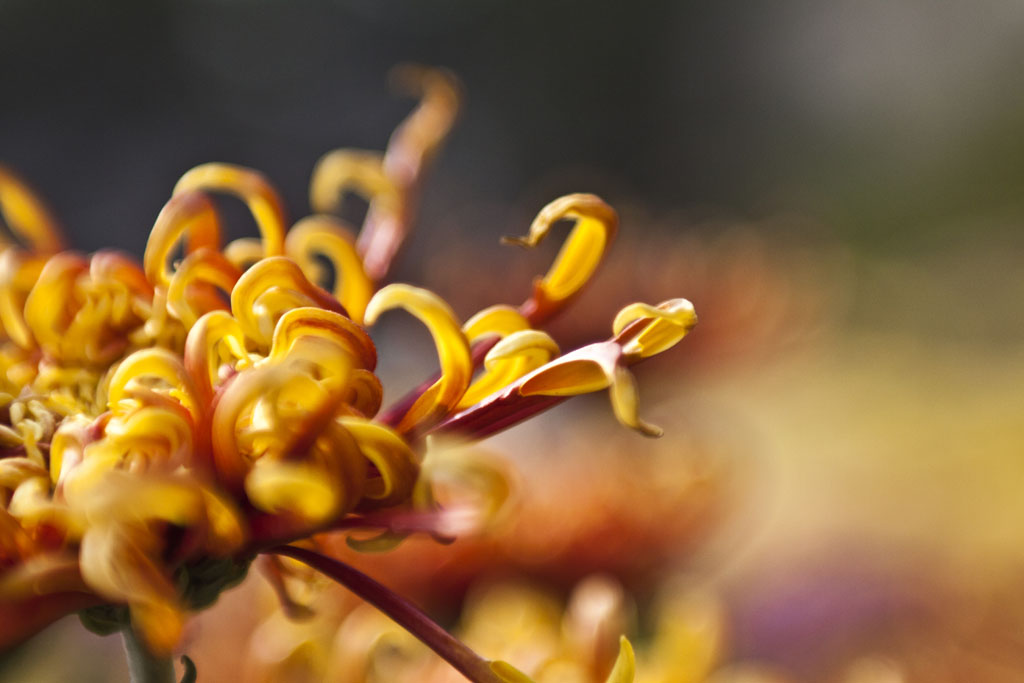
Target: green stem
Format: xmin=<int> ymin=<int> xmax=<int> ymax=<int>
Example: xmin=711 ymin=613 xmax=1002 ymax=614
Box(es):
xmin=121 ymin=627 xmax=175 ymax=683
xmin=268 ymin=545 xmax=505 ymax=683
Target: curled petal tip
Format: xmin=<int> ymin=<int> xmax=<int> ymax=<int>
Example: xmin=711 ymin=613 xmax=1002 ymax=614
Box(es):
xmin=506 ymin=193 xmax=618 ymax=325
xmin=613 ymin=298 xmax=697 ymax=361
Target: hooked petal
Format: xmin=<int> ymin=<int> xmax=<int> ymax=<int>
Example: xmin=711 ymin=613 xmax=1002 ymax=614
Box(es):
xmin=309 ymin=150 xmax=400 ymax=219
xmin=143 ymin=191 xmax=222 ymax=288
xmin=173 ymin=163 xmax=286 ymax=259
xmin=230 ymin=256 xmax=345 ymax=349
xmin=458 ymin=330 xmax=559 ymax=409
xmin=462 ymin=305 xmax=531 ymax=343
xmin=364 ymin=284 xmax=471 ymax=434
xmin=503 ymin=194 xmax=617 ymax=325
xmin=184 ymin=310 xmax=250 ymax=406
xmin=166 ymin=247 xmax=241 ymax=329
xmin=612 ymin=299 xmax=697 ymax=361
xmin=270 ymin=307 xmax=376 ymax=372
xmin=108 ymin=348 xmax=199 ymax=422
xmin=286 ymin=215 xmax=374 ymax=324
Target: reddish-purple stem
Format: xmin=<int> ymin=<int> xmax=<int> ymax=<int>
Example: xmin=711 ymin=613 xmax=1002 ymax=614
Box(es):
xmin=267 ymin=544 xmax=504 ymax=683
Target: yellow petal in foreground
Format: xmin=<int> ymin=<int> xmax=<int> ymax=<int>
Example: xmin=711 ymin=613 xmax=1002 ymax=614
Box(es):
xmin=79 ymin=522 xmax=184 ymax=655
xmin=364 ymin=284 xmax=471 ymax=433
xmin=173 ymin=163 xmax=287 ymax=259
xmin=503 ymin=193 xmax=618 ymax=325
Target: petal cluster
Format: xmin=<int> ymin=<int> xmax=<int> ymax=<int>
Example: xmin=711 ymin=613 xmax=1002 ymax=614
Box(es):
xmin=0 ymin=65 xmax=695 ymax=676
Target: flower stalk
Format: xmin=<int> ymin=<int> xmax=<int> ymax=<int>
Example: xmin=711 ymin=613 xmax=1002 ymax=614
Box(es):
xmin=269 ymin=544 xmax=506 ymax=683
xmin=121 ymin=626 xmax=174 ymax=683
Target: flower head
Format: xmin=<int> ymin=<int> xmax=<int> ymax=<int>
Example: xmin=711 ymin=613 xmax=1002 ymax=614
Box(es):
xmin=0 ymin=67 xmax=695 ymax=682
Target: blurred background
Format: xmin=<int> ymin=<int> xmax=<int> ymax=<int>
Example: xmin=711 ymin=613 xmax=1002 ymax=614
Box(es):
xmin=3 ymin=0 xmax=1024 ymax=681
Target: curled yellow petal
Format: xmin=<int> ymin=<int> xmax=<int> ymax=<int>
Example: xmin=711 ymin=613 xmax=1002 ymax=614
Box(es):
xmin=364 ymin=284 xmax=471 ymax=433
xmin=457 ymin=330 xmax=559 ymax=409
xmin=503 ymin=194 xmax=618 ymax=324
xmin=342 ymin=369 xmax=383 ymax=418
xmin=230 ymin=256 xmax=345 ymax=349
xmin=0 ymin=164 xmax=64 ymax=254
xmin=184 ymin=310 xmax=250 ymax=406
xmin=462 ymin=305 xmax=531 ymax=343
xmin=223 ymin=237 xmax=266 ymax=271
xmin=612 ymin=299 xmax=697 ymax=361
xmin=309 ymin=149 xmax=400 ymax=219
xmin=270 ymin=306 xmax=376 ymax=372
xmin=166 ymin=247 xmax=242 ymax=329
xmin=338 ymin=416 xmax=418 ymax=509
xmin=108 ymin=348 xmax=199 ymax=422
xmin=173 ymin=163 xmax=287 ymax=259
xmin=143 ymin=190 xmax=222 ymax=288
xmin=285 ymin=215 xmax=374 ymax=324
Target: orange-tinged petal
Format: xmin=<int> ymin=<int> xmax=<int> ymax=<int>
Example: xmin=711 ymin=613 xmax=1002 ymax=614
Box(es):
xmin=23 ymin=252 xmax=89 ymax=357
xmin=79 ymin=521 xmax=183 ymax=654
xmin=230 ymin=256 xmax=345 ymax=349
xmin=173 ymin=163 xmax=287 ymax=259
xmin=143 ymin=190 xmax=222 ymax=288
xmin=184 ymin=310 xmax=250 ymax=406
xmin=383 ymin=64 xmax=461 ymax=183
xmin=270 ymin=307 xmax=376 ymax=372
xmin=166 ymin=247 xmax=241 ymax=328
xmin=0 ymin=248 xmax=44 ymax=349
xmin=108 ymin=348 xmax=199 ymax=420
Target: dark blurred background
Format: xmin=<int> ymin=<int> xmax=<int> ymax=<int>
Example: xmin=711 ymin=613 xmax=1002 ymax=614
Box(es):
xmin=3 ymin=0 xmax=1024 ymax=257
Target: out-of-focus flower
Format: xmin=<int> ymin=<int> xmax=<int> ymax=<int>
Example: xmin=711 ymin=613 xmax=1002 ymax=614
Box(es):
xmin=0 ymin=67 xmax=697 ymax=682
xmin=239 ymin=575 xmax=790 ymax=683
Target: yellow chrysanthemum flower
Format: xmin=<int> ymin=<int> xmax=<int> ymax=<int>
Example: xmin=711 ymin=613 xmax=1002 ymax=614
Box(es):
xmin=0 ymin=67 xmax=696 ymax=683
